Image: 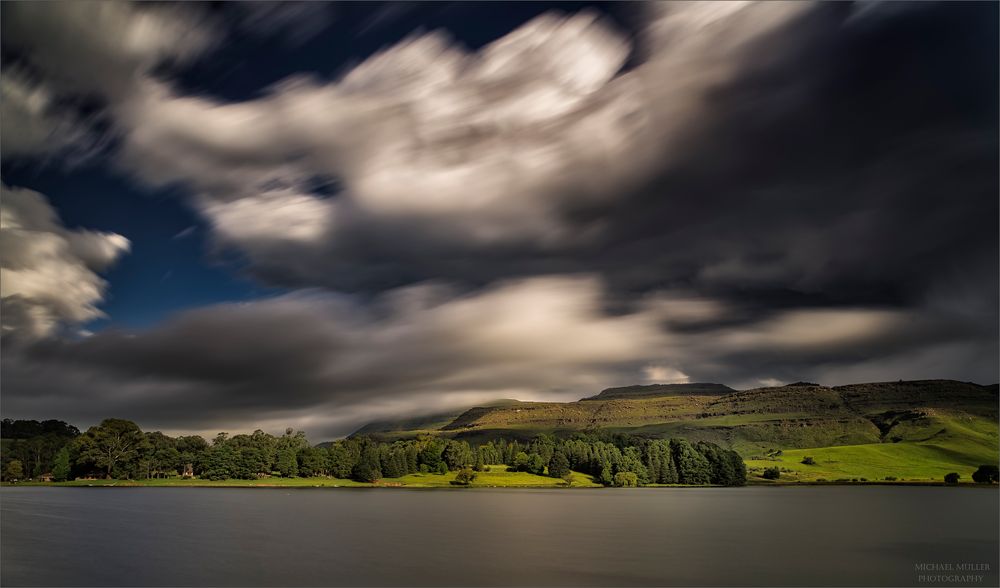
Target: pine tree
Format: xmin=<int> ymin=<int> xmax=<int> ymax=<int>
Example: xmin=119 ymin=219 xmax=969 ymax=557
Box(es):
xmin=275 ymin=447 xmax=298 ymax=477
xmin=661 ymin=447 xmax=679 ymax=484
xmin=548 ymin=452 xmax=570 ymax=478
xmin=406 ymin=445 xmax=419 ymax=474
xmin=670 ymin=438 xmax=711 ymax=485
xmin=52 ymin=446 xmax=71 ymax=482
xmin=381 ymin=452 xmax=401 ymax=478
xmin=352 ymin=461 xmax=381 ymax=483
xmin=328 ymin=444 xmax=356 ymax=478
xmin=727 ymin=449 xmax=747 ymax=486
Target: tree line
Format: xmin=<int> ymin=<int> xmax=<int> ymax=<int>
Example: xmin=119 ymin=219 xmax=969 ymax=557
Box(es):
xmin=1 ymin=418 xmax=748 ymax=486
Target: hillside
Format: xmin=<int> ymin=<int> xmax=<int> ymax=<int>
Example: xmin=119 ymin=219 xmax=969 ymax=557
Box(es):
xmin=444 ymin=380 xmax=996 ymax=449
xmin=442 ymin=395 xmax=710 ymax=432
xmin=582 ymin=383 xmax=735 ymax=400
xmin=348 ymin=399 xmax=523 ymax=439
xmin=347 ymin=379 xmax=998 ymax=481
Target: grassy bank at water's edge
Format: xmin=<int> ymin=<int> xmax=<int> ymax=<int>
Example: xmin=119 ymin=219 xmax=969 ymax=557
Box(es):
xmin=1 ymin=466 xmax=602 ymax=488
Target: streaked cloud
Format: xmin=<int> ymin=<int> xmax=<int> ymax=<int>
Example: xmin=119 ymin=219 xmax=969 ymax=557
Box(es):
xmin=0 ymin=1 xmax=995 ymax=436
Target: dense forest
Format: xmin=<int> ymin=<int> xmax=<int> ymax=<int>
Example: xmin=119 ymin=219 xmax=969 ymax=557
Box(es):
xmin=1 ymin=418 xmax=748 ymax=486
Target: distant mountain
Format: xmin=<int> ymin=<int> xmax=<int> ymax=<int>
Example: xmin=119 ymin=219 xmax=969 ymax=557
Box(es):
xmin=582 ymin=383 xmax=735 ymax=401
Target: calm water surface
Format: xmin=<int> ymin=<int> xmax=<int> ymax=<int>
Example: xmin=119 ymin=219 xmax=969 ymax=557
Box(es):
xmin=2 ymin=486 xmax=997 ymax=586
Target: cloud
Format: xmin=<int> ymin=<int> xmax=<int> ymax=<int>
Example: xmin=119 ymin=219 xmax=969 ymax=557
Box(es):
xmin=0 ymin=185 xmax=130 ymax=340
xmin=0 ymin=1 xmax=218 ymax=162
xmin=4 ymin=2 xmax=995 ymax=299
xmin=5 ymin=276 xmax=669 ymax=435
xmin=15 ymin=2 xmax=991 ymax=307
xmin=172 ymin=226 xmax=196 ymax=240
xmin=642 ymin=365 xmax=690 ymax=385
xmin=85 ymin=3 xmax=827 ymax=297
xmin=0 ymin=1 xmax=216 ymax=99
xmin=203 ymin=189 xmax=335 ymax=249
xmin=230 ymin=1 xmax=335 ymax=47
xmin=645 ymin=306 xmax=998 ymax=391
xmin=0 ymin=72 xmax=92 ymax=159
xmin=93 ymin=2 xmax=995 ymax=320
xmin=111 ymin=10 xmax=646 ymax=252
xmin=5 ymin=274 xmax=994 ymax=438
xmin=0 ymin=2 xmax=996 ymax=436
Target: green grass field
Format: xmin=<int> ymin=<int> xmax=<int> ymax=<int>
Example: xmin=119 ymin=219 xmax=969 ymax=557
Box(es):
xmin=4 ymin=477 xmax=371 ymax=488
xmin=386 ymin=467 xmax=598 ymax=487
xmin=746 ymin=412 xmax=998 ymax=483
xmin=3 ymin=466 xmax=600 ymax=489
xmin=747 ymin=444 xmax=985 ymax=483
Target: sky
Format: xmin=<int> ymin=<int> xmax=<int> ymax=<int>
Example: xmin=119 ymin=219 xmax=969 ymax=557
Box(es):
xmin=1 ymin=1 xmax=997 ymax=440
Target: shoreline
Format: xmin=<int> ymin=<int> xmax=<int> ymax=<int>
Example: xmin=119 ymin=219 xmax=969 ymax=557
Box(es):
xmin=3 ymin=479 xmax=996 ymax=489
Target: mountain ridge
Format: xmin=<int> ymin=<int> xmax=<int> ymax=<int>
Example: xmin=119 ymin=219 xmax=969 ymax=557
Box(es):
xmin=346 ymin=380 xmax=998 ymax=463
xmin=581 ymin=382 xmax=735 ymax=401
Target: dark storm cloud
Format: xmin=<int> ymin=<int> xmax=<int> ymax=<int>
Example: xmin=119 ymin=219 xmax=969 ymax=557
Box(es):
xmin=595 ymin=2 xmax=998 ymax=303
xmin=0 ymin=2 xmax=996 ymax=437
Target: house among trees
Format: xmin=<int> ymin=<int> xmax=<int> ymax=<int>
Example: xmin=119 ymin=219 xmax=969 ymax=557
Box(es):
xmin=36 ymin=473 xmax=54 ymax=482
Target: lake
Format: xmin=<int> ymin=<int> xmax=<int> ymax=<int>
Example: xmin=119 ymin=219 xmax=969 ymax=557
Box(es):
xmin=2 ymin=486 xmax=997 ymax=587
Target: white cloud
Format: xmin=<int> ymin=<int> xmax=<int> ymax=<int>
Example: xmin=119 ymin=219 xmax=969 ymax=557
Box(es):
xmin=642 ymin=365 xmax=691 ymax=384
xmin=714 ymin=309 xmax=914 ymax=352
xmin=0 ymin=185 xmax=130 ymax=339
xmin=756 ymin=378 xmax=785 ymax=388
xmin=1 ymin=2 xmax=811 ymax=282
xmin=105 ymin=3 xmax=806 ymax=268
xmin=203 ymin=189 xmax=335 ymax=249
xmin=643 ymin=294 xmax=733 ymax=326
xmin=114 ymin=11 xmax=642 ymax=247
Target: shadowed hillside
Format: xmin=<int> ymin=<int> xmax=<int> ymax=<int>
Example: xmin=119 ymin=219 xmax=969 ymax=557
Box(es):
xmin=348 ymin=400 xmax=524 ymax=438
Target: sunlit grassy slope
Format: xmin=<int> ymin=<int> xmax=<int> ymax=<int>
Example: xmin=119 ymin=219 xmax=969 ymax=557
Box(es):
xmin=746 ymin=411 xmax=999 ymax=482
xmin=387 ymin=467 xmax=598 ymax=487
xmin=6 ymin=467 xmax=599 ymax=488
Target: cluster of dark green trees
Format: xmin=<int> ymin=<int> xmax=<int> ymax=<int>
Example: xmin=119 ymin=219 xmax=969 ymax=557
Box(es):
xmin=324 ymin=433 xmax=747 ymax=486
xmin=946 ymin=466 xmax=999 ymax=485
xmin=1 ymin=419 xmax=80 ymax=481
xmin=1 ymin=418 xmax=747 ymax=487
xmin=540 ymin=436 xmax=747 ymax=486
xmin=1 ymin=418 xmax=319 ymax=482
